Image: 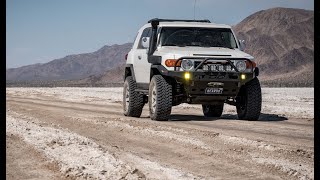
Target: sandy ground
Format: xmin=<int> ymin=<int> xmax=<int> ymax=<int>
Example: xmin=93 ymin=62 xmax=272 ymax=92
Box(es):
xmin=6 ymin=134 xmax=66 ymax=180
xmin=6 ymin=87 xmax=314 ymax=179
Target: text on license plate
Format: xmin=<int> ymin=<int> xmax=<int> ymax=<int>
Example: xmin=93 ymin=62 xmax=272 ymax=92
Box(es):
xmin=205 ymin=88 xmax=223 ymax=94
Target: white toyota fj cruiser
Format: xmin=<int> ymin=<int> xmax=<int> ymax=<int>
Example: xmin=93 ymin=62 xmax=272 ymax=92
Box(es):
xmin=123 ymin=18 xmax=261 ymax=121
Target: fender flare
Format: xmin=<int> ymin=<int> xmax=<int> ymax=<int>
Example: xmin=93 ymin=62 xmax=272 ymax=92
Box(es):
xmin=124 ymin=64 xmax=136 ymax=81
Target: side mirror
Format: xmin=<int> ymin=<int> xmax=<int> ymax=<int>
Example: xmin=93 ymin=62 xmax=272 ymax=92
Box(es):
xmin=239 ymin=39 xmax=245 ymax=51
xmin=141 ymin=37 xmax=150 ymax=49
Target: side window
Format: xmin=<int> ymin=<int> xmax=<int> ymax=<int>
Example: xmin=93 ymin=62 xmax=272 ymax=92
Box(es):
xmin=137 ymin=27 xmax=151 ymax=49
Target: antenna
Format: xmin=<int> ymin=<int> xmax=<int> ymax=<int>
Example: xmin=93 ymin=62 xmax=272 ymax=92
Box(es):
xmin=193 ymin=0 xmax=197 ymax=20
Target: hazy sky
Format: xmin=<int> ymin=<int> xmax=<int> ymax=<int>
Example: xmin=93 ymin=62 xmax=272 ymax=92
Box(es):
xmin=6 ymin=0 xmax=314 ymax=68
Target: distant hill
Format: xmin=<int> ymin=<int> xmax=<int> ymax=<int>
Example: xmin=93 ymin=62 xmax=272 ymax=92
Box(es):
xmin=233 ymin=7 xmax=314 ymax=86
xmin=70 ymin=65 xmax=125 ymax=86
xmin=6 ymin=7 xmax=314 ymax=87
xmin=6 ymin=43 xmax=132 ymax=82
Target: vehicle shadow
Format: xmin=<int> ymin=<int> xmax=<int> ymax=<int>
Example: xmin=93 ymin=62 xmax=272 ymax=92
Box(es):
xmin=221 ymin=113 xmax=288 ymax=121
xmin=169 ymin=113 xmax=288 ymax=122
xmin=169 ymin=115 xmax=217 ymax=121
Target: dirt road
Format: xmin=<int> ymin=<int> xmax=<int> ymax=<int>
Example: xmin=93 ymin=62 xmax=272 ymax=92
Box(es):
xmin=6 ymin=88 xmax=314 ymax=179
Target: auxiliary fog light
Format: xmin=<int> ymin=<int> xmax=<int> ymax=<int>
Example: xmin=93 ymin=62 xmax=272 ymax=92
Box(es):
xmin=184 ymin=72 xmax=191 ymax=80
xmin=241 ymin=74 xmax=246 ymax=80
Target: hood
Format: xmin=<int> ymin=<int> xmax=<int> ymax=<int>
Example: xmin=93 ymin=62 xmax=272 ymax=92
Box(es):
xmin=153 ymin=46 xmax=254 ymax=59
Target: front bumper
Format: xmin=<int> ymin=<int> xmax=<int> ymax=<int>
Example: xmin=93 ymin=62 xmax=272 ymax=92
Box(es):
xmin=155 ymin=65 xmax=255 ymax=104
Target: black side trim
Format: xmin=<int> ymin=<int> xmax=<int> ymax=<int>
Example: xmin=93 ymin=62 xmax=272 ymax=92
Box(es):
xmin=148 ymin=56 xmax=162 ymax=64
xmin=124 ymin=64 xmax=136 ymax=81
xmin=136 ymin=83 xmax=149 ymax=90
xmin=151 ymin=65 xmax=169 ymax=75
xmin=254 ymin=67 xmax=259 ymax=76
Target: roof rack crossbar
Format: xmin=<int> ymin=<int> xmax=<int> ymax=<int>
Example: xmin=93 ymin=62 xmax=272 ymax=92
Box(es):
xmin=147 ymin=18 xmax=211 ymax=23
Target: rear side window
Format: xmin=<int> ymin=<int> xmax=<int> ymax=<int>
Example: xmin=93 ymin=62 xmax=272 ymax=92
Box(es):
xmin=137 ymin=27 xmax=151 ymax=49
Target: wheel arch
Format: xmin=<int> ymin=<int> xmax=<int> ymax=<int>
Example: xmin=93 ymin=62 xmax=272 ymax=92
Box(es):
xmin=150 ymin=65 xmax=176 ymax=85
xmin=150 ymin=67 xmax=161 ymax=80
xmin=124 ymin=64 xmax=136 ymax=82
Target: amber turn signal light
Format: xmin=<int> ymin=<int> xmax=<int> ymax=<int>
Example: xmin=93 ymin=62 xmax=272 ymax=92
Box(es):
xmin=246 ymin=61 xmax=256 ymax=69
xmin=165 ymin=59 xmax=181 ymax=67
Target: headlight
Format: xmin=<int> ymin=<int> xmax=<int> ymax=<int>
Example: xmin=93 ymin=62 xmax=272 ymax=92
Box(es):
xmin=235 ymin=61 xmax=246 ymax=72
xmin=181 ymin=59 xmax=194 ymax=70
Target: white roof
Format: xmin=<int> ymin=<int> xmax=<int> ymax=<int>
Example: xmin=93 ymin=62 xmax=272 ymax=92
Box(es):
xmin=156 ymin=21 xmax=231 ymax=29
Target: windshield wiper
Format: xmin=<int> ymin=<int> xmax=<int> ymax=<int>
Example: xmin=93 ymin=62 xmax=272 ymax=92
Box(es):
xmin=162 ymin=44 xmax=178 ymax=46
xmin=185 ymin=44 xmax=200 ymax=47
xmin=163 ymin=44 xmax=188 ymax=47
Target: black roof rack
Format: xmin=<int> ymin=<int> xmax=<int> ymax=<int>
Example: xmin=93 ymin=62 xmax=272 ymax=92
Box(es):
xmin=147 ymin=18 xmax=211 ymax=23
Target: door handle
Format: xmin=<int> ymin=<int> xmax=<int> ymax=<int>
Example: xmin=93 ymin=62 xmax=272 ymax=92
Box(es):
xmin=138 ymin=55 xmax=141 ymax=60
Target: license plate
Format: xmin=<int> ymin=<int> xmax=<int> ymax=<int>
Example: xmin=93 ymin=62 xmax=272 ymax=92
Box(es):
xmin=205 ymin=88 xmax=223 ymax=94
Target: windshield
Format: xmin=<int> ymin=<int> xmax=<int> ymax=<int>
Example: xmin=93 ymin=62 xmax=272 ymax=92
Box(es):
xmin=159 ymin=27 xmax=238 ymax=49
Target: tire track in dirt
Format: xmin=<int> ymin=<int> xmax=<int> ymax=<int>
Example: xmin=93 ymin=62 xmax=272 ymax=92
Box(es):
xmin=7 ymin=113 xmax=200 ymax=179
xmin=7 ymin=103 xmax=285 ymax=179
xmin=6 ymin=134 xmax=66 ymax=180
xmin=7 ymin=96 xmax=313 ymax=159
xmin=7 ymin=96 xmax=313 ymax=143
xmin=7 ymin=94 xmax=314 ymax=127
xmin=7 ymin=98 xmax=123 ymax=116
xmin=7 ymin=96 xmax=313 ymax=155
xmin=6 ymin=95 xmax=314 ymax=179
xmin=6 ymin=96 xmax=314 ymax=158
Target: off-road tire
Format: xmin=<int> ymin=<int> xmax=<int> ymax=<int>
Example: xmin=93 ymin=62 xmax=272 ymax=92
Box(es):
xmin=148 ymin=75 xmax=172 ymax=121
xmin=202 ymin=104 xmax=224 ymax=117
xmin=123 ymin=76 xmax=144 ymax=117
xmin=236 ymin=77 xmax=262 ymax=120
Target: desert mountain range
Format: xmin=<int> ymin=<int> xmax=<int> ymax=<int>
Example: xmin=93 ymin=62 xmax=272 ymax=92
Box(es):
xmin=6 ymin=43 xmax=132 ymax=81
xmin=233 ymin=7 xmax=314 ymax=86
xmin=6 ymin=7 xmax=314 ymax=87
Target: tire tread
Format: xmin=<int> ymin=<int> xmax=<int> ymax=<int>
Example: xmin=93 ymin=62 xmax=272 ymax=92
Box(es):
xmin=123 ymin=76 xmax=144 ymax=117
xmin=237 ymin=77 xmax=262 ymax=120
xmin=149 ymin=75 xmax=172 ymax=121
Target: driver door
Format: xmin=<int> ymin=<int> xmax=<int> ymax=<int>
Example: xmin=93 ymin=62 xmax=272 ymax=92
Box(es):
xmin=132 ymin=27 xmax=152 ymax=84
